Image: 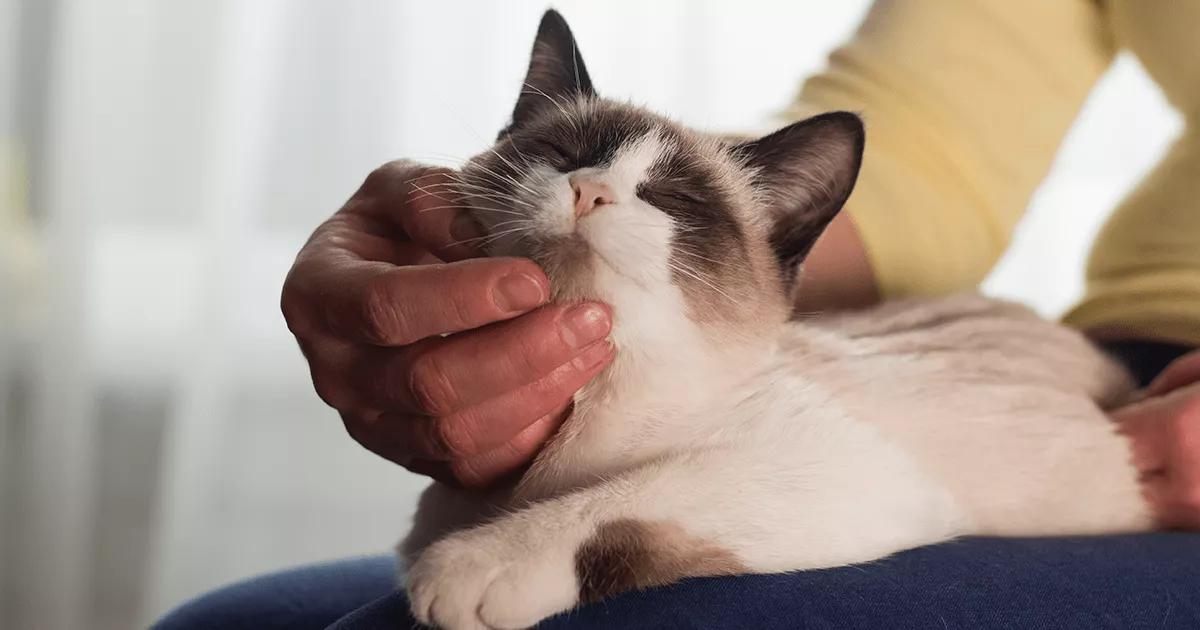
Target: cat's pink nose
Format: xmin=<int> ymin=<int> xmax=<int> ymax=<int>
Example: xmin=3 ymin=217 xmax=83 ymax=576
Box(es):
xmin=570 ymin=177 xmax=614 ymax=219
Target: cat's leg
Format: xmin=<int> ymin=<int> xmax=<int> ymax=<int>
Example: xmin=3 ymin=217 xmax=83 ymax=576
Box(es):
xmin=399 ymin=482 xmax=504 ymax=567
xmin=406 ymin=441 xmax=964 ymax=630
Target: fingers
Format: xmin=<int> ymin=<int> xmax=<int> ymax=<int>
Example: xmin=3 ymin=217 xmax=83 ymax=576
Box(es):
xmin=1147 ymin=350 xmax=1200 ymax=397
xmin=398 ymin=170 xmax=487 ymax=262
xmin=394 ymin=407 xmax=569 ymax=488
xmin=424 ymin=341 xmax=613 ymax=457
xmin=283 ymin=159 xmax=546 ymax=346
xmin=363 ymin=303 xmax=612 ymax=414
xmin=451 ymin=407 xmax=570 ymax=488
xmin=339 ymin=341 xmax=612 ymax=485
xmin=353 ymin=161 xmax=485 ymax=262
xmin=310 ymin=300 xmax=614 ymax=487
xmin=1113 ymin=396 xmax=1171 ymax=476
xmin=1114 ymin=382 xmax=1200 ymax=529
xmin=294 ymin=257 xmax=550 ymax=346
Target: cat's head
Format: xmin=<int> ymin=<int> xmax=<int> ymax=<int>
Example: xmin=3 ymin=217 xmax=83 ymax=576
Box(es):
xmin=459 ymin=10 xmax=863 ymax=358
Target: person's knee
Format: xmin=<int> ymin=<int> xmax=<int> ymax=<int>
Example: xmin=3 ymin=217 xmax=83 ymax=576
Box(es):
xmin=152 ymin=556 xmax=398 ymax=630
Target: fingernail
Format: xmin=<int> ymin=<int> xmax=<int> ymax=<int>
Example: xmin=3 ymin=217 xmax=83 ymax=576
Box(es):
xmin=572 ymin=340 xmax=614 ymax=371
xmin=450 ymin=213 xmax=483 ymax=244
xmin=494 ymin=273 xmax=548 ymax=312
xmin=561 ymin=303 xmax=611 ymax=348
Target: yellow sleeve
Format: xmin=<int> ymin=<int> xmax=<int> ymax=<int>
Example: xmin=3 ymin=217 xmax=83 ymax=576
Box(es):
xmin=1063 ymin=131 xmax=1200 ymax=346
xmin=1063 ymin=5 xmax=1200 ymax=346
xmin=788 ymin=0 xmax=1115 ymax=298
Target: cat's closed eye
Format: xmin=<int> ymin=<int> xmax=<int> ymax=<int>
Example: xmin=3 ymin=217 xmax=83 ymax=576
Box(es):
xmin=637 ymin=182 xmax=705 ymax=209
xmin=533 ymin=140 xmax=574 ymax=171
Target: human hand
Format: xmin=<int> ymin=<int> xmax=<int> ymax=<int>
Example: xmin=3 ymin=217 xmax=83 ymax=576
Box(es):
xmin=1111 ymin=350 xmax=1200 ymax=529
xmin=281 ymin=161 xmax=614 ymax=488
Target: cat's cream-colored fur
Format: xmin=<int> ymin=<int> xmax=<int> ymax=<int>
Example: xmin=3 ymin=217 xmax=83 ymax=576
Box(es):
xmin=399 ymin=12 xmax=1151 ymax=630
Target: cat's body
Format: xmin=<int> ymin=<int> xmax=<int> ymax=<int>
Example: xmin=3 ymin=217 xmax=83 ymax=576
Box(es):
xmin=401 ymin=12 xmax=1153 ymax=629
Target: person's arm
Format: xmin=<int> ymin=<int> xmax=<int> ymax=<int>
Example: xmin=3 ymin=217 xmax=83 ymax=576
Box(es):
xmin=790 ymin=1 xmax=1200 ymax=527
xmin=791 ymin=0 xmax=1116 ymax=310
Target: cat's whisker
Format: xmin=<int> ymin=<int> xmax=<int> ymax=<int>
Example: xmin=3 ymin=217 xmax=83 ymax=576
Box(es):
xmin=455 ymin=190 xmax=536 ymax=209
xmin=453 ymin=198 xmax=535 ymax=215
xmin=408 ymin=182 xmax=455 ymax=202
xmin=474 ymin=226 xmax=538 ymax=249
xmin=463 ymin=204 xmax=534 ymax=216
xmin=444 ymin=224 xmax=536 ymax=250
xmin=409 ymin=178 xmax=533 ymax=215
xmin=667 ymin=260 xmax=738 ymax=304
xmin=520 ymin=83 xmax=581 ymax=132
xmin=505 ymin=139 xmax=534 ymax=168
xmin=443 ymin=188 xmax=525 ymax=203
xmin=486 ymin=145 xmax=541 ymax=188
xmin=482 ymin=219 xmax=537 ymax=233
xmin=441 ymin=170 xmax=525 ymax=200
xmin=425 ymin=178 xmax=497 ymax=195
xmin=409 ymin=155 xmax=470 ymax=168
xmin=466 ymin=161 xmax=542 ymax=199
xmin=673 ymin=248 xmax=731 ymax=270
xmin=471 ymin=210 xmax=530 ymax=220
xmin=406 ymin=170 xmax=458 ymax=184
xmin=413 ymin=204 xmax=476 ymax=213
xmin=416 ymin=205 xmax=526 ymax=218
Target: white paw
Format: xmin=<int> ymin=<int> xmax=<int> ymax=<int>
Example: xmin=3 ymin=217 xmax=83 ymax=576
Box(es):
xmin=407 ymin=525 xmax=581 ymax=630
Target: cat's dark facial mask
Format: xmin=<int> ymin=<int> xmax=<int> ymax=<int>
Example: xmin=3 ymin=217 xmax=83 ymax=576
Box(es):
xmin=458 ymin=10 xmax=864 ymax=340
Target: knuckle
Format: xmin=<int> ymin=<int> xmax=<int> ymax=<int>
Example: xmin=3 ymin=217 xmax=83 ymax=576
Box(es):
xmin=361 ymin=276 xmax=409 ymax=345
xmin=359 ymin=359 xmax=397 ymax=409
xmin=439 ymin=265 xmax=487 ymax=327
xmin=279 ymin=284 xmax=308 ymax=336
xmin=446 ymin=290 xmax=483 ymax=330
xmin=532 ymin=362 xmax=584 ymax=397
xmin=406 ymin=353 xmax=456 ymax=416
xmin=516 ymin=379 xmax=574 ymax=421
xmin=450 ymin=458 xmax=488 ymax=489
xmin=435 ymin=417 xmax=477 ymax=460
xmin=363 ymin=160 xmax=418 ymax=193
xmin=312 ymin=372 xmax=351 ymax=410
xmin=512 ymin=331 xmax=555 ymax=378
xmin=339 ymin=410 xmax=368 ymax=442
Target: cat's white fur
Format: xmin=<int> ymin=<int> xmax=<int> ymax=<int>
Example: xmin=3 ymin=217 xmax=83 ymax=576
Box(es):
xmin=401 ymin=126 xmax=1151 ymax=630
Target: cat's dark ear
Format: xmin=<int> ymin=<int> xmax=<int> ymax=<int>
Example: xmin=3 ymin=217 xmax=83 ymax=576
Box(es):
xmin=503 ymin=10 xmax=594 ymax=136
xmin=735 ymin=112 xmax=865 ymax=284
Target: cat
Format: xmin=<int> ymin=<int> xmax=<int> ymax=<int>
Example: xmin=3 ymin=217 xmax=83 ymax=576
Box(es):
xmin=399 ymin=10 xmax=1152 ymax=630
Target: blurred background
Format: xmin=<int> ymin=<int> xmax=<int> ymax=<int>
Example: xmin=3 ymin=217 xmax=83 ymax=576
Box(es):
xmin=0 ymin=1 xmax=1182 ymax=628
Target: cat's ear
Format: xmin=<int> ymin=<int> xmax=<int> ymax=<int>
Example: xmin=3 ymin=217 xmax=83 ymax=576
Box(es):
xmin=735 ymin=112 xmax=865 ymax=284
xmin=504 ymin=10 xmax=594 ymax=136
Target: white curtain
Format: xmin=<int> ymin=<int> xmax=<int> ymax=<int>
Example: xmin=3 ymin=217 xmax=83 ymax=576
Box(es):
xmin=2 ymin=1 xmax=1179 ymax=628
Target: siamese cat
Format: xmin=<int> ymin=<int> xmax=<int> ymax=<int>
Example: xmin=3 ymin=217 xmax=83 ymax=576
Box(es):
xmin=400 ymin=11 xmax=1149 ymax=629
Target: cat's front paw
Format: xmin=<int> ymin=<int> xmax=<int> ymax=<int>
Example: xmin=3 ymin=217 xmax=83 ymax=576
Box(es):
xmin=407 ymin=525 xmax=580 ymax=630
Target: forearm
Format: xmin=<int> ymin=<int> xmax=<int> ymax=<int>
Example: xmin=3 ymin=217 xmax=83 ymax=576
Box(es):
xmin=794 ymin=212 xmax=878 ymax=312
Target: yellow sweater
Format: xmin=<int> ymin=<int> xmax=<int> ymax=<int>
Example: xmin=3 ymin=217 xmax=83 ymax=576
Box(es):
xmin=790 ymin=0 xmax=1200 ymax=346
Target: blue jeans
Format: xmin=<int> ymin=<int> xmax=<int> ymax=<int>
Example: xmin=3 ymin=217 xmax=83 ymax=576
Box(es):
xmin=154 ymin=535 xmax=1200 ymax=629
xmin=155 ymin=341 xmax=1198 ymax=629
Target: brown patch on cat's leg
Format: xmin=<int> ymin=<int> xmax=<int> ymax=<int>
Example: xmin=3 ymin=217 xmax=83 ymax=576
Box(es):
xmin=574 ymin=519 xmax=745 ymax=603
